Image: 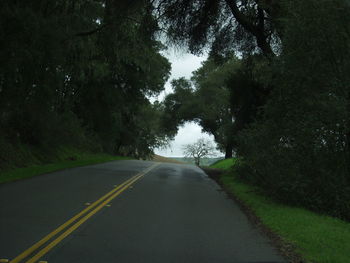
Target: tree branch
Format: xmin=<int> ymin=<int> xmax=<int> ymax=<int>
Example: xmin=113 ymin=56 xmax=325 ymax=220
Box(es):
xmin=75 ymin=24 xmax=109 ymax=37
xmin=224 ymin=0 xmax=274 ymax=56
xmin=225 ymin=0 xmax=259 ymax=35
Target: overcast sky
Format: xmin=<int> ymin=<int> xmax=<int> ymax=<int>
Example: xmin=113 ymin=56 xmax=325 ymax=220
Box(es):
xmin=153 ymin=49 xmax=221 ymax=157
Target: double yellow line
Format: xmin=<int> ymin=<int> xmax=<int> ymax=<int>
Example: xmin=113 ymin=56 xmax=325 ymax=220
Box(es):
xmin=9 ymin=163 xmax=159 ymax=263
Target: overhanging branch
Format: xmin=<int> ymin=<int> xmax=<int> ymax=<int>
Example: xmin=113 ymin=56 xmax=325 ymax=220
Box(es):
xmin=75 ymin=24 xmax=109 ymax=37
xmin=224 ymin=0 xmax=274 ymax=56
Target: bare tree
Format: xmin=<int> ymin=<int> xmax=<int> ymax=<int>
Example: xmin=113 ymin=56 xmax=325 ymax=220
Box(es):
xmin=182 ymin=138 xmax=215 ymax=166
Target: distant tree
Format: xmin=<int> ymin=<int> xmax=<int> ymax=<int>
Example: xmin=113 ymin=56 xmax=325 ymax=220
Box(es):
xmin=182 ymin=138 xmax=216 ymax=166
xmin=162 ymin=54 xmax=265 ymax=158
xmin=191 ymin=54 xmax=266 ymax=158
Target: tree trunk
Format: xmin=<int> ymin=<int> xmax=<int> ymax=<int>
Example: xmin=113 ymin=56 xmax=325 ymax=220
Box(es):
xmin=347 ymin=131 xmax=350 ymax=163
xmin=225 ymin=0 xmax=275 ymax=57
xmin=347 ymin=92 xmax=350 ymax=176
xmin=225 ymin=143 xmax=233 ymax=159
xmin=195 ymin=157 xmax=200 ymax=166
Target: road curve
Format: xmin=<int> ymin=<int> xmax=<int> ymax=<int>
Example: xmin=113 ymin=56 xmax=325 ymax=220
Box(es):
xmin=0 ymin=160 xmax=286 ymax=263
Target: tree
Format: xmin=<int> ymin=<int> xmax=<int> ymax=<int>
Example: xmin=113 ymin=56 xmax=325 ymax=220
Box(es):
xmin=155 ymin=0 xmax=280 ymax=160
xmin=192 ymin=54 xmax=266 ymax=158
xmin=161 ymin=54 xmax=264 ymax=158
xmin=182 ymin=138 xmax=216 ymax=166
xmin=156 ymin=0 xmax=281 ymax=57
xmin=235 ymin=0 xmax=350 ymax=220
xmin=0 ymin=0 xmax=172 ymax=168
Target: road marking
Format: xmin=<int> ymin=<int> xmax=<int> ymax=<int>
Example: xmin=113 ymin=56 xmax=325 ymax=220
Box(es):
xmin=25 ymin=165 xmax=159 ymax=263
xmin=9 ymin=163 xmax=159 ymax=263
xmin=9 ymin=176 xmax=135 ymax=263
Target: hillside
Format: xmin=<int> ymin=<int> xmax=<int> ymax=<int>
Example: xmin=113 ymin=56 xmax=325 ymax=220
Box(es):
xmin=170 ymin=157 xmax=224 ymax=166
xmin=151 ymin=155 xmax=185 ymax=164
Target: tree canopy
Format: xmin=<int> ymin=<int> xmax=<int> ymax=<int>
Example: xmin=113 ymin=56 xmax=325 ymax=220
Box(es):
xmin=156 ymin=0 xmax=281 ymax=56
xmin=0 ymin=0 xmax=172 ymax=166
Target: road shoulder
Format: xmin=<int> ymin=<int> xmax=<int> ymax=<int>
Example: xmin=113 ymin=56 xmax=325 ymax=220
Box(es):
xmin=201 ymin=167 xmax=304 ymax=263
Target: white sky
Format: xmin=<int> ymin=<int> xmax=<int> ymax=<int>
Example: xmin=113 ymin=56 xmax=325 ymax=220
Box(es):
xmin=153 ymin=49 xmax=221 ymax=157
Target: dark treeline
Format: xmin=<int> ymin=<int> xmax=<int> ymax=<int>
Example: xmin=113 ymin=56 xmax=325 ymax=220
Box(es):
xmin=158 ymin=0 xmax=350 ymax=220
xmin=0 ymin=0 xmax=172 ymax=168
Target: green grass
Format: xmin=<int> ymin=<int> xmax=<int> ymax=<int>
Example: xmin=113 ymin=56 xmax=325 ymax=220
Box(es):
xmin=215 ymin=164 xmax=350 ymax=263
xmin=0 ymin=150 xmax=131 ymax=184
xmin=172 ymin=157 xmax=224 ymax=166
xmin=210 ymin=158 xmax=236 ymax=169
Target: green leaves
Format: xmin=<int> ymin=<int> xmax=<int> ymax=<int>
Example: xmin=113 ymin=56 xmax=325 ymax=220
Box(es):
xmin=0 ymin=0 xmax=171 ymax=163
xmin=236 ymin=0 xmax=350 ymax=220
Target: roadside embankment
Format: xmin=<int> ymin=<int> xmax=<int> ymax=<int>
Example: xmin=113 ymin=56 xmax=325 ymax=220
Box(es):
xmin=151 ymin=154 xmax=185 ymax=164
xmin=0 ymin=147 xmax=131 ymax=184
xmin=202 ymin=159 xmax=350 ymax=263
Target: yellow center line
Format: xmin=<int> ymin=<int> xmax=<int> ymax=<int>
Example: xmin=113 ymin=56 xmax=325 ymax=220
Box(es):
xmin=10 ymin=163 xmax=160 ymax=263
xmin=25 ymin=173 xmax=145 ymax=263
xmin=9 ymin=177 xmax=134 ymax=263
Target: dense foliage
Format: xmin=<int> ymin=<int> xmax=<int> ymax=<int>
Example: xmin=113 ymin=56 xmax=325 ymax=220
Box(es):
xmin=159 ymin=0 xmax=350 ymax=220
xmin=236 ymin=0 xmax=350 ymax=220
xmin=0 ymin=0 xmax=172 ymax=169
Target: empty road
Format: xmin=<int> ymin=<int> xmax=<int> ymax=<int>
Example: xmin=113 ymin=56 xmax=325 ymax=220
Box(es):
xmin=0 ymin=160 xmax=286 ymax=263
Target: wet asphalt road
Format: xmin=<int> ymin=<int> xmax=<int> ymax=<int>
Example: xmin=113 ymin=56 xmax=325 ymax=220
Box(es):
xmin=0 ymin=160 xmax=286 ymax=263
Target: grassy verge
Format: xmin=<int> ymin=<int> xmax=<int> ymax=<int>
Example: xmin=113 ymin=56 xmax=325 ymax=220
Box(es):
xmin=211 ymin=159 xmax=350 ymax=263
xmin=210 ymin=158 xmax=236 ymax=169
xmin=0 ymin=151 xmax=131 ymax=184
